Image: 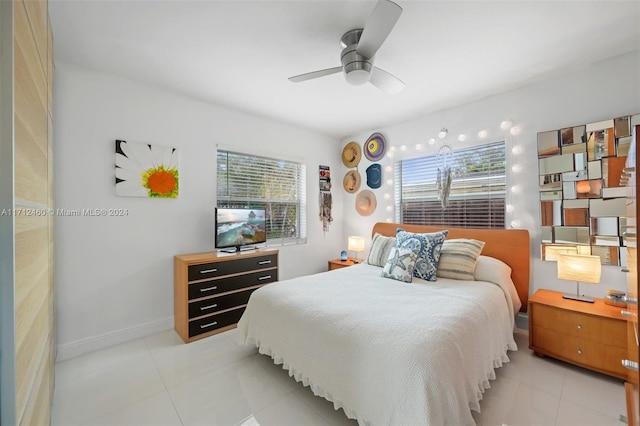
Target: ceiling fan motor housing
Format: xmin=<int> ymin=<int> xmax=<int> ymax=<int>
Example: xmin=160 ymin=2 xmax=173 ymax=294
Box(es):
xmin=340 ymin=29 xmax=372 ymax=85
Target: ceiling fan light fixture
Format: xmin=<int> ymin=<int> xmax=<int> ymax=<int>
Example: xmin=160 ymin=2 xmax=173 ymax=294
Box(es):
xmin=287 ymin=0 xmax=403 ymax=94
xmin=342 ymin=42 xmax=373 ymax=86
xmin=345 ymin=69 xmax=371 ymax=86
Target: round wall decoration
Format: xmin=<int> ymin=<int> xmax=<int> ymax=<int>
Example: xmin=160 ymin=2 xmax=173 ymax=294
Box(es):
xmin=342 ymin=141 xmax=361 ymax=168
xmin=343 ymin=170 xmax=361 ymax=193
xmin=355 ymin=190 xmax=377 ymax=216
xmin=364 ymin=133 xmax=386 ymax=161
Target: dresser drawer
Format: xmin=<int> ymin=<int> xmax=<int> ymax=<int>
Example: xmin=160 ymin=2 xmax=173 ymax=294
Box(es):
xmin=188 ymin=254 xmax=277 ymax=281
xmin=533 ymin=327 xmax=628 ymax=378
xmin=188 ymin=308 xmax=245 ymax=338
xmin=532 ymin=303 xmax=626 ymax=348
xmin=188 ymin=269 xmax=277 ymax=299
xmin=188 ymin=287 xmax=258 ymax=318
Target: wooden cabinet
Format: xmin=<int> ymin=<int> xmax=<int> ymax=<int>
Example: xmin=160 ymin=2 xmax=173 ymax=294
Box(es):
xmin=1 ymin=1 xmax=56 ymax=425
xmin=529 ymin=289 xmax=628 ymax=379
xmin=328 ymin=258 xmax=358 ymax=271
xmin=623 ymin=122 xmax=639 ymax=424
xmin=174 ymin=249 xmax=278 ymax=343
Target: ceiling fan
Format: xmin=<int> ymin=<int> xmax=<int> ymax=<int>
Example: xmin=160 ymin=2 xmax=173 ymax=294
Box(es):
xmin=288 ymin=0 xmax=405 ymax=95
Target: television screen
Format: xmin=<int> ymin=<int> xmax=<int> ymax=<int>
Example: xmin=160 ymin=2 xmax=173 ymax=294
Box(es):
xmin=215 ymin=207 xmax=267 ymax=250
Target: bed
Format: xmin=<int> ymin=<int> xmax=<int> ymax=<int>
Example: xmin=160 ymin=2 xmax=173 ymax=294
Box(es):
xmin=237 ymin=222 xmax=530 ymax=425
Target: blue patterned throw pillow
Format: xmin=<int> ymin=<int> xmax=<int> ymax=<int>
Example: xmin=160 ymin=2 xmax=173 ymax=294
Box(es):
xmin=381 ymin=246 xmax=418 ymax=283
xmin=396 ymin=229 xmax=448 ymax=281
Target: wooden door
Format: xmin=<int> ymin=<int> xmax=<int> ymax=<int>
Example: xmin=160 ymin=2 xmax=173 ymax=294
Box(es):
xmin=624 ymin=124 xmax=639 ymax=425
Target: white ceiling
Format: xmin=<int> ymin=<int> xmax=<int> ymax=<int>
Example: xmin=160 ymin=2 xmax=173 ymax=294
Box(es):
xmin=49 ymin=0 xmax=639 ymax=139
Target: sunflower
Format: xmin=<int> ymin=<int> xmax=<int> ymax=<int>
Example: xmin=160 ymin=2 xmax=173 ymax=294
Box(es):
xmin=115 ymin=140 xmax=179 ymax=198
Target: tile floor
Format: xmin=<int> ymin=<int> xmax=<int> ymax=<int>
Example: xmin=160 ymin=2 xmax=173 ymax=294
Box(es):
xmin=52 ymin=328 xmax=627 ymax=426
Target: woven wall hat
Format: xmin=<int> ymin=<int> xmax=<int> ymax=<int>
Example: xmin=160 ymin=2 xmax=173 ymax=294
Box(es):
xmin=355 ymin=190 xmax=377 ymax=216
xmin=342 ymin=142 xmax=361 ymax=168
xmin=343 ymin=170 xmax=361 ymax=193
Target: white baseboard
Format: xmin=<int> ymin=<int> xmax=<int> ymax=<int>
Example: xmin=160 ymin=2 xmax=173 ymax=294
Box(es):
xmin=55 ymin=316 xmax=174 ymax=362
xmin=515 ymin=312 xmax=528 ymax=331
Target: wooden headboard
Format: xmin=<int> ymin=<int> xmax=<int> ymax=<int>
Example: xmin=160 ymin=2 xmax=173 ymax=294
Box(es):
xmin=372 ymin=222 xmax=531 ymax=312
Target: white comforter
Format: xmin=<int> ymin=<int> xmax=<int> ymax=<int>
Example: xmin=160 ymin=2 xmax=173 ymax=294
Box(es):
xmin=237 ymin=263 xmax=518 ymax=426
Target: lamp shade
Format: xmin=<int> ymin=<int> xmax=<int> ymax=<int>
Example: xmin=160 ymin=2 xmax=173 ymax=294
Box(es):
xmin=347 ymin=236 xmax=365 ymax=253
xmin=557 ymin=253 xmax=601 ymax=284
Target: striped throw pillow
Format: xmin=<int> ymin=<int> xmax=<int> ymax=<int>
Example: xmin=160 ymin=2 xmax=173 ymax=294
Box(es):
xmin=367 ymin=233 xmax=396 ymax=267
xmin=436 ymin=239 xmax=485 ymax=280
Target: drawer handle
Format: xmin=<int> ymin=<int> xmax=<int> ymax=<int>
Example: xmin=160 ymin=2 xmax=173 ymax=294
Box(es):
xmin=577 ymin=349 xmax=582 ymax=355
xmin=200 ymin=286 xmax=218 ymax=292
xmin=200 ymin=304 xmax=218 ymax=311
xmin=199 ymin=321 xmax=218 ymax=329
xmin=258 ymin=275 xmax=272 ymax=281
xmin=258 ymin=260 xmax=272 ymax=265
xmin=200 ymin=268 xmax=218 ymax=274
xmin=622 ymin=359 xmax=639 ymax=371
xmin=621 ymin=310 xmax=637 ymax=317
xmin=576 ymin=325 xmax=582 ymax=330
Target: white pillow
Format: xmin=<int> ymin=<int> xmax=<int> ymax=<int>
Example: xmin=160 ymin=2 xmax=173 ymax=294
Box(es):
xmin=474 ymin=255 xmax=522 ymax=315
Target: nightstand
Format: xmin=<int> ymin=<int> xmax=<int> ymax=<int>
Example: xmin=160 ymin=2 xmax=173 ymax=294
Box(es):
xmin=328 ymin=258 xmax=358 ymax=271
xmin=529 ymin=289 xmax=628 ymax=379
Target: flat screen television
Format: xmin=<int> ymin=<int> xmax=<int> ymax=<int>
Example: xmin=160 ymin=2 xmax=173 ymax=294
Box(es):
xmin=215 ymin=207 xmax=267 ymax=252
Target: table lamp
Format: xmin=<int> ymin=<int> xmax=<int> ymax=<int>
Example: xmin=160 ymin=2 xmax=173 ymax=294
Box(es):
xmin=348 ymin=236 xmax=365 ymax=264
xmin=557 ymin=253 xmax=601 ymax=303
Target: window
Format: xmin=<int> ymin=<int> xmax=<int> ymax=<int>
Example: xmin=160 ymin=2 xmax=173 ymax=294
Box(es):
xmin=395 ymin=141 xmax=506 ymax=228
xmin=217 ymin=150 xmax=307 ymax=245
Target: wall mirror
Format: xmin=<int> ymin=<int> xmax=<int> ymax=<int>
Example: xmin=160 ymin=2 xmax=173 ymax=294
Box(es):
xmin=537 ymin=114 xmax=638 ymax=265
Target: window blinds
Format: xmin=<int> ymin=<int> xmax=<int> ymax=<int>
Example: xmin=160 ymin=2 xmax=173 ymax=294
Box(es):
xmin=395 ymin=141 xmax=506 ymax=228
xmin=217 ymin=150 xmax=307 ymax=245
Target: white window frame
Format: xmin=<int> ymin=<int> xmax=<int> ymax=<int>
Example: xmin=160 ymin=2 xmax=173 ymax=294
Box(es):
xmin=395 ymin=141 xmax=506 ymax=228
xmin=216 ymin=149 xmax=307 ymax=246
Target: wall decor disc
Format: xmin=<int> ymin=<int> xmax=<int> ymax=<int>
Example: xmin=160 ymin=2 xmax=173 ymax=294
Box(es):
xmin=342 ymin=141 xmax=362 ymax=168
xmin=364 ymin=133 xmax=386 ymax=161
xmin=343 ymin=170 xmax=361 ymax=193
xmin=355 ymin=190 xmax=377 ymax=216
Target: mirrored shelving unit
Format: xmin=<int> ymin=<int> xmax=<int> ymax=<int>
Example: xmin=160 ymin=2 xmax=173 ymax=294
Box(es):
xmin=538 ymin=114 xmax=639 ymax=265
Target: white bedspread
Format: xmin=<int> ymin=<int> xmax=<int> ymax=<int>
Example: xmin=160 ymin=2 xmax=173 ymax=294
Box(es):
xmin=237 ymin=263 xmax=518 ymax=426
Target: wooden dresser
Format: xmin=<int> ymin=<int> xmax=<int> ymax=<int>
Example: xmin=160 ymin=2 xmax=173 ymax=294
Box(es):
xmin=174 ymin=249 xmax=278 ymax=343
xmin=529 ymin=289 xmax=628 ymax=379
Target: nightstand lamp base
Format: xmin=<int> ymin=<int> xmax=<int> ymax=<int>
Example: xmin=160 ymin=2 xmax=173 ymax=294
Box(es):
xmin=562 ymin=293 xmax=595 ymax=303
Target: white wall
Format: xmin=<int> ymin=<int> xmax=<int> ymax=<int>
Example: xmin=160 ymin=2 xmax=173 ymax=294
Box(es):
xmin=340 ymin=51 xmax=640 ymax=300
xmin=54 ymin=63 xmax=344 ymax=359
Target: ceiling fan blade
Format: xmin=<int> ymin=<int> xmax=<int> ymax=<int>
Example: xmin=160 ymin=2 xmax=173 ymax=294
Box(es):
xmin=289 ymin=67 xmax=343 ymax=83
xmin=370 ymin=67 xmax=405 ymax=95
xmin=356 ymin=0 xmax=402 ymax=59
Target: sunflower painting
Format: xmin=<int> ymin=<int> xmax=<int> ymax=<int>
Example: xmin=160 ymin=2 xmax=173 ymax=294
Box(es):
xmin=115 ymin=139 xmax=179 ymax=198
